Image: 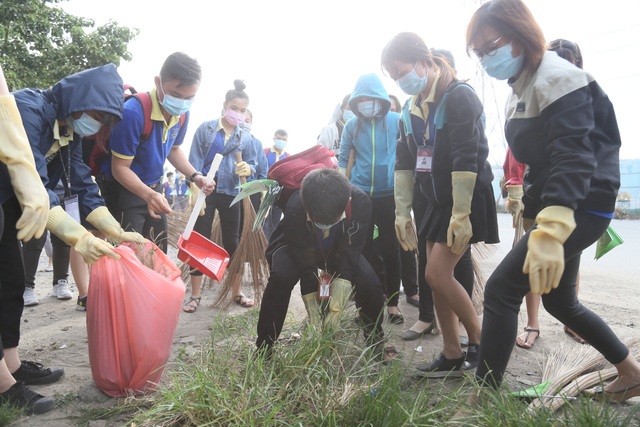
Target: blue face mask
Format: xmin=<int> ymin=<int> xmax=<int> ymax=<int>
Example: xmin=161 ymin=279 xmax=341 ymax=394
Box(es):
xmin=67 ymin=113 xmax=102 ymax=137
xmin=161 ymin=93 xmax=192 ymax=116
xmin=480 ymin=43 xmax=524 ymax=80
xmin=357 ymin=100 xmax=381 ymax=118
xmin=274 ymin=139 xmax=287 ymax=150
xmin=396 ymin=66 xmax=428 ymax=95
xmin=239 ymin=122 xmax=252 ymax=133
xmin=342 ymin=110 xmax=355 ymax=122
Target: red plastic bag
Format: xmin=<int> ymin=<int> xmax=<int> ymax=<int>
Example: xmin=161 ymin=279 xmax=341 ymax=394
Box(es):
xmin=86 ymin=241 xmax=185 ymax=397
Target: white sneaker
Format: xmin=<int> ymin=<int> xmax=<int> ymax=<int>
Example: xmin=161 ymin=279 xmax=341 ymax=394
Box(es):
xmin=23 ymin=287 xmax=39 ymax=306
xmin=52 ymin=280 xmax=73 ymax=300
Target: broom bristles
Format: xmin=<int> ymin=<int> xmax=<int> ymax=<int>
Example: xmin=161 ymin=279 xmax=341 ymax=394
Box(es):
xmin=214 ymin=197 xmax=268 ymax=308
xmin=512 ymin=212 xmax=524 ymax=247
xmin=526 ymin=337 xmax=640 ymax=413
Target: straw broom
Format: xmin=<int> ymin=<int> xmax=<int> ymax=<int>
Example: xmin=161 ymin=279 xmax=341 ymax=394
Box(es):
xmin=525 ymin=337 xmax=640 ymax=413
xmin=214 ymin=152 xmax=269 ymax=308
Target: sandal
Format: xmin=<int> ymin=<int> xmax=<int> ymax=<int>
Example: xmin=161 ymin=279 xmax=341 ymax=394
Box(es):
xmin=380 ymin=345 xmax=400 ymax=364
xmin=516 ymin=327 xmax=540 ymax=349
xmin=564 ymin=325 xmax=587 ymax=344
xmin=234 ymin=294 xmax=254 ymax=308
xmin=182 ymin=296 xmax=201 ymax=313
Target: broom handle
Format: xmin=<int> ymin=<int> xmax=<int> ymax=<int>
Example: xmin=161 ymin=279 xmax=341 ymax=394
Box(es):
xmin=235 ymin=151 xmax=247 ymax=185
xmin=183 ymin=153 xmax=223 ymax=240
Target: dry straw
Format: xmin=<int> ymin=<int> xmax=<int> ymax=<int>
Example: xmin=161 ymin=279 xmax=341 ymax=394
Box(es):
xmin=526 ymin=337 xmax=640 ymax=413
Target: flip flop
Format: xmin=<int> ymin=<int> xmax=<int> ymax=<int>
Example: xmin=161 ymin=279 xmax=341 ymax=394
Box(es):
xmin=235 ymin=294 xmax=254 ymax=308
xmin=516 ymin=327 xmax=540 ymax=349
xmin=182 ymin=296 xmax=201 ymax=313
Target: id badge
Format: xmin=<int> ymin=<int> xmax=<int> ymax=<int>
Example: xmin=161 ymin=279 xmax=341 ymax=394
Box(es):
xmin=318 ymin=270 xmax=332 ymax=301
xmin=64 ymin=195 xmax=80 ymax=223
xmin=416 ymin=147 xmax=433 ymax=172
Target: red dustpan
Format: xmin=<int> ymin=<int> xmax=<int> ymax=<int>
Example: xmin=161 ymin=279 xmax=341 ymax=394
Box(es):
xmin=177 ymin=154 xmax=229 ymax=281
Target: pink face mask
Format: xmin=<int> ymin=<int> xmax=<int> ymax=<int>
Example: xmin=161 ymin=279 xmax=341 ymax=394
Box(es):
xmin=224 ymin=109 xmax=246 ymax=126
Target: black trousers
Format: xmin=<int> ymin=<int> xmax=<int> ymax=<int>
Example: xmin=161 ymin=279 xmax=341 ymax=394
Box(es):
xmin=256 ymin=244 xmax=386 ymax=349
xmin=190 ymin=192 xmax=241 ymax=277
xmin=22 ymin=231 xmax=69 ymax=288
xmin=103 ymin=178 xmax=168 ymax=253
xmin=0 ymin=198 xmax=27 ymax=358
xmin=362 ymin=194 xmax=402 ymax=307
xmin=477 ymin=211 xmax=628 ymax=388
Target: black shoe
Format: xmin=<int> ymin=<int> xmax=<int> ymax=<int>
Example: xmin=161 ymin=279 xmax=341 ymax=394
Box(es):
xmin=0 ymin=381 xmax=55 ymax=414
xmin=464 ymin=344 xmax=480 ymax=370
xmin=406 ymin=296 xmax=420 ymax=308
xmin=416 ymin=353 xmax=466 ymax=378
xmin=76 ymin=295 xmax=87 ymax=312
xmin=388 ymin=312 xmax=404 ymax=325
xmin=12 ymin=361 xmax=64 ymax=386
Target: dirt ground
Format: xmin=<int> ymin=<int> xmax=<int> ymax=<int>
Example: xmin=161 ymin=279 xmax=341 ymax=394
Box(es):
xmin=12 ymin=213 xmax=640 ymax=426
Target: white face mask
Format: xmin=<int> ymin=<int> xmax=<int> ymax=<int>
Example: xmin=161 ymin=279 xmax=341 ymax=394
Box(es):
xmin=357 ymin=100 xmax=381 ymax=118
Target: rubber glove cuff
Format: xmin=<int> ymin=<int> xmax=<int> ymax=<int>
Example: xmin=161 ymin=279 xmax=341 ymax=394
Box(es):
xmin=87 ymin=206 xmax=145 ymax=243
xmin=535 ymin=205 xmax=576 ymax=244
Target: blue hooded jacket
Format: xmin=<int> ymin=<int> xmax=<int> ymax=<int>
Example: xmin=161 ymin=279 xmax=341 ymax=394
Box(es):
xmin=0 ymin=64 xmax=124 ymax=220
xmin=338 ymin=74 xmax=399 ymax=198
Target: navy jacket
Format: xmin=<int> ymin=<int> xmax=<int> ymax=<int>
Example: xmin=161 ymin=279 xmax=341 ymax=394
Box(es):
xmin=0 ymin=64 xmax=124 ymax=220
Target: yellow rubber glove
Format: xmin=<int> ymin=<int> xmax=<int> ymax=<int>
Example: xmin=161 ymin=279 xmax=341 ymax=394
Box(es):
xmin=447 ymin=171 xmax=477 ymax=255
xmin=506 ymin=185 xmax=524 ymax=228
xmin=301 ymin=292 xmax=323 ymax=330
xmin=324 ymin=278 xmax=352 ymax=331
xmin=188 ymin=182 xmax=205 ymax=216
xmin=234 ymin=161 xmax=251 ymax=177
xmin=86 ymin=206 xmax=145 ymax=244
xmin=394 ymin=170 xmax=418 ymax=251
xmin=523 ymin=206 xmax=576 ymax=295
xmin=47 ymin=206 xmax=120 ymax=265
xmin=0 ymin=95 xmax=49 ymax=241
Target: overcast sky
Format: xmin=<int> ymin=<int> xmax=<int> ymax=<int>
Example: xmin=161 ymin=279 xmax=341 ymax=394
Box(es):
xmin=61 ymin=0 xmax=640 ymax=163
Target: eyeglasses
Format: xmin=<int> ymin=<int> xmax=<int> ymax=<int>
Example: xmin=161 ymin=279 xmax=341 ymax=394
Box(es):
xmin=471 ymin=36 xmax=503 ymax=59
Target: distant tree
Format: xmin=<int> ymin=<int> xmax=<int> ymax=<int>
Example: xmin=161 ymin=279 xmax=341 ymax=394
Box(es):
xmin=0 ymin=0 xmax=138 ymax=90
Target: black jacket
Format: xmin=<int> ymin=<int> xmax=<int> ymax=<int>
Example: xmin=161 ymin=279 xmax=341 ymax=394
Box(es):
xmin=266 ymin=185 xmax=371 ymax=290
xmin=506 ymin=51 xmax=620 ymax=216
xmin=396 ymin=81 xmax=493 ymax=207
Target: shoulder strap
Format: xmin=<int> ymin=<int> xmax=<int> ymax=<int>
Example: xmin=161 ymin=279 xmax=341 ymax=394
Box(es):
xmin=130 ymin=92 xmax=154 ymax=143
xmin=434 ymin=82 xmax=475 ymax=130
xmin=129 ymin=91 xmax=187 ymax=143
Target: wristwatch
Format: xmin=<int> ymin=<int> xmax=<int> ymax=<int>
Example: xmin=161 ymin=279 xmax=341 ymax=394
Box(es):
xmin=189 ymin=171 xmax=203 ymax=182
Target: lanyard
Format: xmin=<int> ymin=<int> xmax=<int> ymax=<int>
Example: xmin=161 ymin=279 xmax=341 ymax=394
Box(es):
xmin=417 ymin=102 xmax=437 ymax=149
xmin=59 ymin=125 xmax=73 ymax=199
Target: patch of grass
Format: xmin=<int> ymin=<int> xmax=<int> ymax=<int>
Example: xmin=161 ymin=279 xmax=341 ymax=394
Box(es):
xmin=0 ymin=404 xmax=22 ymax=426
xmin=79 ymin=309 xmax=640 ymax=426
